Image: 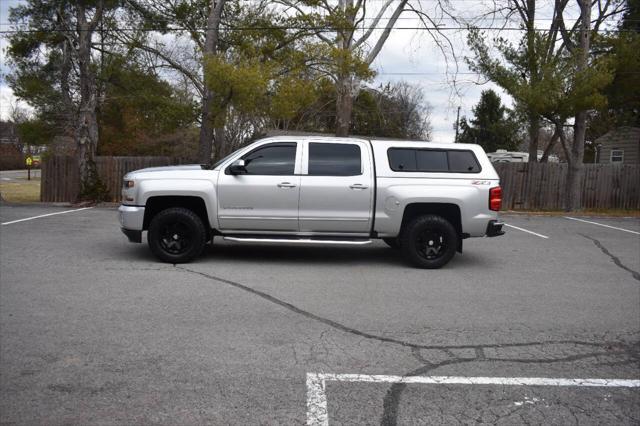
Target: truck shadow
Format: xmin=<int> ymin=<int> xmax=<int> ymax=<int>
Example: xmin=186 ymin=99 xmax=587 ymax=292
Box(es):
xmin=203 ymin=242 xmax=402 ymax=266
xmin=113 ymin=240 xmax=489 ymax=268
xmin=198 ymin=241 xmax=488 ymax=268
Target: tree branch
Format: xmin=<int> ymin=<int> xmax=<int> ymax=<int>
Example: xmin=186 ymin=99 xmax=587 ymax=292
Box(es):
xmin=365 ymin=0 xmax=409 ymax=65
xmin=119 ymin=34 xmax=204 ymax=95
xmin=352 ymin=0 xmax=395 ymax=50
xmin=88 ymin=0 xmax=104 ymax=32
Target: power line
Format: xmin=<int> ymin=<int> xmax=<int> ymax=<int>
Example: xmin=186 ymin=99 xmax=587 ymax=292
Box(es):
xmin=0 ymin=16 xmax=596 ymax=25
xmin=0 ymin=25 xmax=632 ymax=34
xmin=378 ymin=71 xmax=640 ymax=74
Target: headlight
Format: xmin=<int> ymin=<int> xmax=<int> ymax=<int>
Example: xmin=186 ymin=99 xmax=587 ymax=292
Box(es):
xmin=123 ymin=180 xmax=135 ymax=189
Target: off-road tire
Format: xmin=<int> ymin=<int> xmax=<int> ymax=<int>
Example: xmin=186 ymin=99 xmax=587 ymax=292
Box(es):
xmin=148 ymin=207 xmax=206 ymax=263
xmin=400 ymin=214 xmax=458 ymax=269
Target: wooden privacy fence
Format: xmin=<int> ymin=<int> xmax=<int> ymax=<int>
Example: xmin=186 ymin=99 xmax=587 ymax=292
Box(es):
xmin=494 ymin=163 xmax=640 ymax=210
xmin=41 ymin=156 xmax=181 ymax=202
xmin=42 ymin=156 xmax=639 ymax=209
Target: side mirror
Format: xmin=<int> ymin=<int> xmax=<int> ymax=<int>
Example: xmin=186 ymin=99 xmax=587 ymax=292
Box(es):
xmin=228 ymin=159 xmax=247 ymax=175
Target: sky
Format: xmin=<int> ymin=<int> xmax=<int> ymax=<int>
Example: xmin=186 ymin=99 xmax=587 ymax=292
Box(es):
xmin=0 ymin=0 xmax=583 ymax=143
xmin=0 ymin=0 xmax=20 ymax=120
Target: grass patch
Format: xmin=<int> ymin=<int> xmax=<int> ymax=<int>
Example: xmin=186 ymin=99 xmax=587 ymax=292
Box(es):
xmin=0 ymin=179 xmax=41 ymax=203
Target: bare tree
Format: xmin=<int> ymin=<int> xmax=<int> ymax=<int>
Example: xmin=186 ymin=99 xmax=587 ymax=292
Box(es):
xmin=384 ymin=81 xmax=433 ymax=140
xmin=122 ymin=0 xmax=225 ymax=163
xmin=123 ymin=0 xmax=312 ymax=163
xmin=278 ymin=0 xmax=456 ymax=137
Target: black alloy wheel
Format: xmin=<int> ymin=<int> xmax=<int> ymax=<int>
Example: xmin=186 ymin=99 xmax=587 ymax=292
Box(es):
xmin=400 ymin=214 xmax=458 ymax=269
xmin=415 ymin=229 xmax=447 ymax=260
xmin=159 ymin=221 xmax=192 ymax=255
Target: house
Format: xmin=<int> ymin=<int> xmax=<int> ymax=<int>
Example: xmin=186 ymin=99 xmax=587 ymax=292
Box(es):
xmin=595 ymin=126 xmax=640 ymax=164
xmin=0 ymin=121 xmax=20 ymax=146
xmin=0 ymin=121 xmax=24 ymax=170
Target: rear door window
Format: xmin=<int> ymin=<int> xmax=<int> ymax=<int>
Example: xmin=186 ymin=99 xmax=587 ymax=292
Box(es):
xmin=308 ymin=143 xmax=362 ymax=176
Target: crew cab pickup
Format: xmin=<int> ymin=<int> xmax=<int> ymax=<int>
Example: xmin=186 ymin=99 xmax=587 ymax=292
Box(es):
xmin=118 ymin=136 xmax=504 ymax=268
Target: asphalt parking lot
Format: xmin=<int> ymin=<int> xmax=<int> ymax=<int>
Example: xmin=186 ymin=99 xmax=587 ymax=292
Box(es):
xmin=1 ymin=204 xmax=638 ymax=425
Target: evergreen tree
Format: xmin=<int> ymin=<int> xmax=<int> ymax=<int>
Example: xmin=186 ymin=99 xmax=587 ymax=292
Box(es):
xmin=457 ymin=90 xmax=521 ymax=152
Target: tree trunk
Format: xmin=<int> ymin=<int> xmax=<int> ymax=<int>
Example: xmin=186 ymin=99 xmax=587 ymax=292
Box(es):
xmin=566 ymin=111 xmax=587 ymax=210
xmin=76 ymin=7 xmax=100 ymax=199
xmin=527 ymin=114 xmax=539 ymax=162
xmin=213 ymin=126 xmax=227 ymax=158
xmin=540 ymin=125 xmax=561 ymax=163
xmin=60 ymin=40 xmax=74 ymax=134
xmin=198 ymin=0 xmax=226 ymax=164
xmin=334 ymin=0 xmax=355 ymax=137
xmin=565 ymin=0 xmax=591 ymax=211
xmin=524 ymin=0 xmax=539 ymax=162
xmin=335 ymin=75 xmax=353 ymax=137
xmin=198 ymin=90 xmax=214 ymax=163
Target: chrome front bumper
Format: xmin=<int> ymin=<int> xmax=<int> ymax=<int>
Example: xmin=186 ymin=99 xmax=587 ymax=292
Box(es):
xmin=118 ymin=205 xmax=145 ymax=243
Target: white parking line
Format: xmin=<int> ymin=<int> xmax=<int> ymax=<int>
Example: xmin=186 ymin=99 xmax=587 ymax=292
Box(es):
xmin=1 ymin=207 xmax=94 ymax=226
xmin=564 ymin=216 xmax=640 ymax=235
xmin=306 ymin=373 xmax=640 ymax=426
xmin=503 ymin=223 xmax=550 ymax=239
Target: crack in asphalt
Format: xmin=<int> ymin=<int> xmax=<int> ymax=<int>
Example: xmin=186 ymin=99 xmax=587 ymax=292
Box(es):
xmin=175 ymin=265 xmax=640 ymax=425
xmin=381 ymin=358 xmax=473 ymax=426
xmin=379 ymin=347 xmax=639 ymax=426
xmin=580 ymin=234 xmax=640 ymax=281
xmin=176 ymin=265 xmax=624 ymax=352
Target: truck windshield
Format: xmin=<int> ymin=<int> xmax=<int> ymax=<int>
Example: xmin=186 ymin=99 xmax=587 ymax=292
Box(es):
xmin=212 ymin=152 xmax=237 ymax=169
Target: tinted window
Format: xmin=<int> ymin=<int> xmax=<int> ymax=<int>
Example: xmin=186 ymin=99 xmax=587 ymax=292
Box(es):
xmin=241 ymin=143 xmax=296 ymax=175
xmin=416 ymin=150 xmax=448 ymax=172
xmin=308 ymin=143 xmax=361 ymax=176
xmin=448 ymin=150 xmax=481 ymax=172
xmin=387 ymin=149 xmax=416 ymax=171
xmin=388 ymin=148 xmax=481 ymax=173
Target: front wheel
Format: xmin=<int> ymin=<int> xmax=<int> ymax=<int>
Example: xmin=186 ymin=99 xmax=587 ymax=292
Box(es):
xmin=148 ymin=207 xmax=206 ymax=263
xmin=400 ymin=215 xmax=458 ymax=269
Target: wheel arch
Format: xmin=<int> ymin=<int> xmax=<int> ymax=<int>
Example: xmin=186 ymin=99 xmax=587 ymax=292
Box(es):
xmin=143 ymin=196 xmax=211 ymax=238
xmin=401 ymin=203 xmax=462 ymax=234
xmin=400 ymin=203 xmax=463 ymax=252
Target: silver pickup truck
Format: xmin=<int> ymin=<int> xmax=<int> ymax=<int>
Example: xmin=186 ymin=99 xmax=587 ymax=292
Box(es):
xmin=119 ymin=136 xmax=504 ymax=268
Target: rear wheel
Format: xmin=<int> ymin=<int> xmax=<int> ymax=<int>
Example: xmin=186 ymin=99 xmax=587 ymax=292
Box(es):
xmin=148 ymin=207 xmax=206 ymax=263
xmin=400 ymin=215 xmax=457 ymax=269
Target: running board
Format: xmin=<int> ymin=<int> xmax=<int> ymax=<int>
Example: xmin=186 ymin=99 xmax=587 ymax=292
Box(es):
xmin=222 ymin=236 xmax=372 ymax=245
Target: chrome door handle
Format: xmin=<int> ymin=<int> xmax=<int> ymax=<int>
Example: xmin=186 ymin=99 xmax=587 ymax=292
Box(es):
xmin=277 ymin=182 xmax=296 ymax=188
xmin=349 ymin=184 xmax=368 ymax=190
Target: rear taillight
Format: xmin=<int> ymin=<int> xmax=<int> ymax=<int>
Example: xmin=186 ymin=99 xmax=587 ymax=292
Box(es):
xmin=489 ymin=186 xmax=502 ymax=211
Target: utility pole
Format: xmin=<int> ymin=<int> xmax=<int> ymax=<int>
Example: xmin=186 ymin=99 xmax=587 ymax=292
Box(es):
xmin=454 ymin=106 xmax=461 ymax=143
